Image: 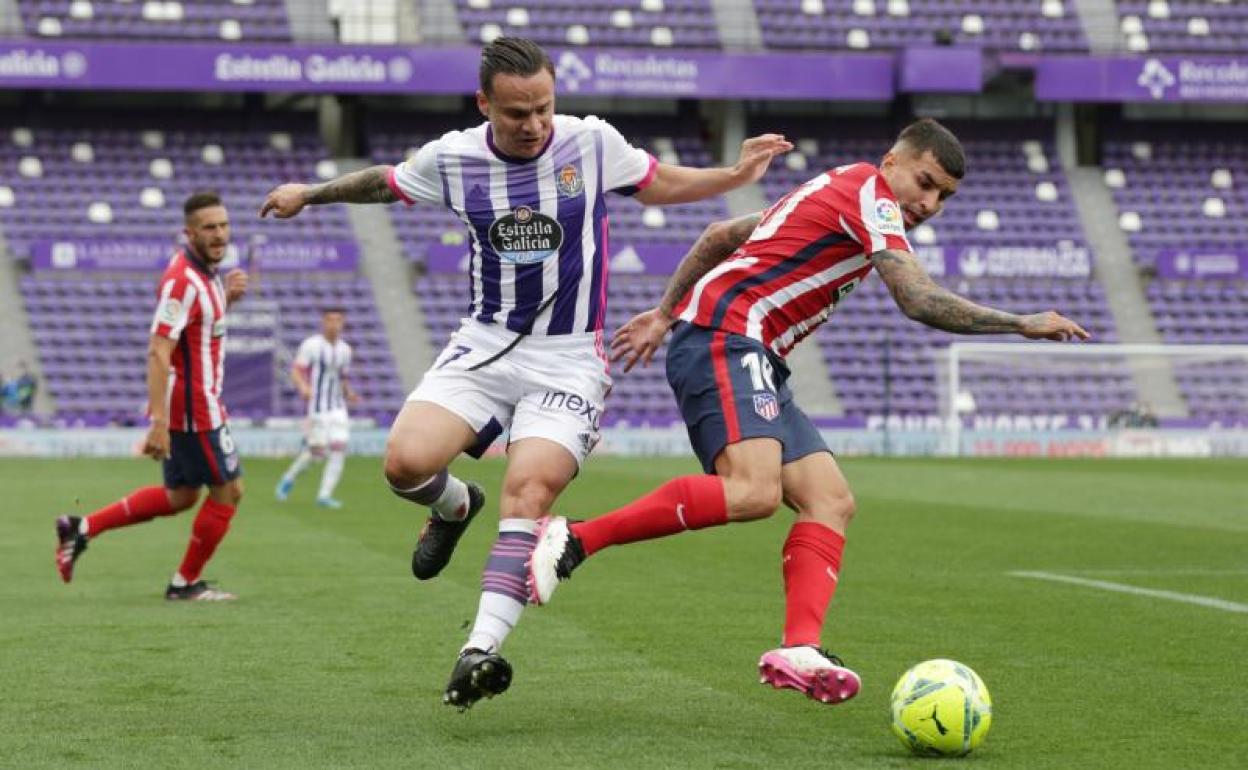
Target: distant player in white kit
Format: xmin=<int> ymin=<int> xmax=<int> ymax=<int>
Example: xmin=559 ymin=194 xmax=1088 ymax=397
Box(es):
xmin=260 ymin=36 xmax=791 ymax=709
xmin=275 ymin=308 xmax=357 ymax=508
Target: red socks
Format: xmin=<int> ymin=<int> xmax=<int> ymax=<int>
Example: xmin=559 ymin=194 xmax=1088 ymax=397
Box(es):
xmin=176 ymin=499 xmax=236 ymax=584
xmin=570 ymin=475 xmax=728 ymax=556
xmin=782 ymin=522 xmax=846 ymax=648
xmin=84 ymin=486 xmax=175 ymax=536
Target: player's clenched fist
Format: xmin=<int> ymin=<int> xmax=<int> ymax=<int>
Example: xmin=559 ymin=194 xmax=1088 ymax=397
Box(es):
xmin=224 ymin=269 xmax=249 ymax=304
xmin=259 ymin=184 xmax=309 ymax=219
xmin=143 ymin=420 xmax=171 ymax=461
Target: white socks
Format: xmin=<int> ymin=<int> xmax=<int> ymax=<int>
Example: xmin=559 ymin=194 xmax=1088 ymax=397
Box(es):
xmin=318 ymin=451 xmax=345 ymax=500
xmin=462 ymin=519 xmax=539 ymax=654
xmin=282 ymin=447 xmax=316 ymax=483
xmin=432 ymin=475 xmax=470 ymax=521
xmin=464 ymin=592 xmax=522 ymax=654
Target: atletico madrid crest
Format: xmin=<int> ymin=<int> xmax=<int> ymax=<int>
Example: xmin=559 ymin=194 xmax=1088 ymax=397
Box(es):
xmin=753 ymin=393 xmax=780 ymax=422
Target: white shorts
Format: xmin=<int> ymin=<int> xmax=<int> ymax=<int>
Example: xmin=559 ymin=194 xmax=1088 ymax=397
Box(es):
xmin=305 ymin=409 xmax=350 ymax=449
xmin=407 ymin=319 xmax=612 ymax=467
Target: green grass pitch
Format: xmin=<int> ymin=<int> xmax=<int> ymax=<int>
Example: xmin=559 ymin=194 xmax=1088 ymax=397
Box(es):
xmin=2 ymin=455 xmax=1245 ymax=769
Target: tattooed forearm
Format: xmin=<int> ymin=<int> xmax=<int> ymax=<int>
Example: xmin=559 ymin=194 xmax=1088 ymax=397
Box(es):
xmin=902 ymin=286 xmax=1026 ymax=333
xmin=873 ymin=249 xmax=1025 ymax=334
xmin=303 ymin=165 xmax=399 ymax=205
xmin=658 ymin=212 xmax=761 ymax=317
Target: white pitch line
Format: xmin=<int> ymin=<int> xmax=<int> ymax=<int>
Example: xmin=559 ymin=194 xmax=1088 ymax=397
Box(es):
xmin=1008 ymin=571 xmax=1248 ymax=614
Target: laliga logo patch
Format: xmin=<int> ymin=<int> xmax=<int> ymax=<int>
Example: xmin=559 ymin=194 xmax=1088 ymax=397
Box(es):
xmin=874 ymin=199 xmax=905 ymax=235
xmin=556 ymin=164 xmax=584 ymax=197
xmin=159 ymin=298 xmax=183 ymax=325
xmin=489 ymin=205 xmax=564 ymax=264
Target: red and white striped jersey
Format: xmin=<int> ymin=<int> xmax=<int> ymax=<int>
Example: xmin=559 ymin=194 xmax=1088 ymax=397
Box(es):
xmin=150 ymin=249 xmax=228 ymax=431
xmin=674 ymin=162 xmax=913 ymax=358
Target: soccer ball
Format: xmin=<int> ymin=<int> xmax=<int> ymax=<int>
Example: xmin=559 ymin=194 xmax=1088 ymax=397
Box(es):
xmin=890 ymin=659 xmax=993 ymax=757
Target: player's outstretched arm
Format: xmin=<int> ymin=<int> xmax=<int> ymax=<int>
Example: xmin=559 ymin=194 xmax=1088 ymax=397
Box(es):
xmin=611 ymin=211 xmax=761 ymax=371
xmin=259 ymin=165 xmax=399 ymax=218
xmin=634 ymin=134 xmax=792 ymax=206
xmin=873 ymin=249 xmax=1091 ymax=341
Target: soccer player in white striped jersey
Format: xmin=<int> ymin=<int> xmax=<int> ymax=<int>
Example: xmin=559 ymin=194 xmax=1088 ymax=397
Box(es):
xmin=276 ymin=308 xmax=358 ymax=508
xmin=260 ymin=36 xmax=791 ymax=709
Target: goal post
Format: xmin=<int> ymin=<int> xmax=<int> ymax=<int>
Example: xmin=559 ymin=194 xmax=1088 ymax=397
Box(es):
xmin=940 ymin=343 xmax=1248 ymax=457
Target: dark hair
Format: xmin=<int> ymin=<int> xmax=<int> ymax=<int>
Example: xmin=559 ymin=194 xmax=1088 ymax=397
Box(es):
xmin=183 ymin=191 xmax=223 ymax=218
xmin=479 ymin=37 xmax=554 ymax=95
xmin=896 ymin=119 xmax=965 ymax=179
xmin=322 ymin=307 xmax=346 ymax=316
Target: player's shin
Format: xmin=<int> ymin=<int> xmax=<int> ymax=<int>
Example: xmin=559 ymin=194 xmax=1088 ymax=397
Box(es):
xmin=570 ymin=475 xmax=729 ymax=556
xmin=83 ymin=486 xmax=178 ymax=537
xmin=464 ymin=519 xmax=538 ymax=653
xmin=173 ymin=498 xmax=236 ymax=585
xmin=781 ymin=522 xmax=845 ymax=648
xmin=282 ymin=447 xmax=316 ymax=483
xmin=318 ymin=450 xmax=346 ymax=500
xmin=389 ymin=468 xmax=470 ymax=521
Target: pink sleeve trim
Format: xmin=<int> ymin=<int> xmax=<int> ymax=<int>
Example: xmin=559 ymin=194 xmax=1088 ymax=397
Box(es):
xmin=387 ymin=165 xmax=415 ymax=205
xmin=635 ymin=153 xmax=659 ymax=191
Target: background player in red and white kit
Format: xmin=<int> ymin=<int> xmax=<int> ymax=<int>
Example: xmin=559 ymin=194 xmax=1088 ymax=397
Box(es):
xmin=527 ymin=119 xmax=1089 ymax=703
xmin=275 ymin=308 xmax=358 ymax=508
xmin=54 ymin=192 xmax=249 ymax=601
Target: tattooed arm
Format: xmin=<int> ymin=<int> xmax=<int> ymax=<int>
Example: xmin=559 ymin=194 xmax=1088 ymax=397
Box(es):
xmin=656 ymin=211 xmax=762 ymax=319
xmin=610 ymin=211 xmax=761 ymax=371
xmin=259 ymin=165 xmax=398 ymax=219
xmin=873 ymin=249 xmax=1090 ymax=340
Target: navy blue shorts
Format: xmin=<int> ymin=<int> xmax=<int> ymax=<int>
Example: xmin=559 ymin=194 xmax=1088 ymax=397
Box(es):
xmin=665 ymin=322 xmax=830 ymax=474
xmin=163 ymin=425 xmax=243 ymax=489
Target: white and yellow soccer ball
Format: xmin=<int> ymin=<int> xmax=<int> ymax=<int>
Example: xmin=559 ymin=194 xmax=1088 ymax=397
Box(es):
xmin=890 ymin=659 xmax=993 ymax=757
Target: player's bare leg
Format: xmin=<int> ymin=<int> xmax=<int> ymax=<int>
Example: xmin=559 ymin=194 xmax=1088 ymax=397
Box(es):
xmin=385 ymin=400 xmax=485 ymax=579
xmin=446 ymin=438 xmax=576 ymax=710
xmin=526 ymin=438 xmax=779 ymax=605
xmin=759 ymin=451 xmax=860 ymax=705
xmin=166 ymin=479 xmax=242 ymax=601
xmin=56 ymin=486 xmax=198 ymax=583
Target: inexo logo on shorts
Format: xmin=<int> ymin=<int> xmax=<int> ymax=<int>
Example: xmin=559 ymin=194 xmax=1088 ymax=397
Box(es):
xmin=540 ymin=390 xmax=601 ymax=430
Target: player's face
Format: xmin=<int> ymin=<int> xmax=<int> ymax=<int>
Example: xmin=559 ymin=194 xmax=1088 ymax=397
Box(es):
xmin=322 ymin=312 xmax=345 ymax=340
xmin=880 ymin=149 xmax=959 ymax=230
xmin=477 ymin=70 xmax=555 ymax=160
xmin=184 ymin=205 xmax=231 ymax=264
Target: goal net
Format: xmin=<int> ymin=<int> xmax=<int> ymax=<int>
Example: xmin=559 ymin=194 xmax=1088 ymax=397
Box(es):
xmin=939 ymin=343 xmax=1248 ymax=457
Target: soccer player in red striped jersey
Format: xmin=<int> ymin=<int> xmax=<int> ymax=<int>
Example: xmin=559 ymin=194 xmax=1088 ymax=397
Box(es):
xmin=54 ymin=192 xmax=250 ymax=601
xmin=527 ymin=119 xmax=1089 ymax=704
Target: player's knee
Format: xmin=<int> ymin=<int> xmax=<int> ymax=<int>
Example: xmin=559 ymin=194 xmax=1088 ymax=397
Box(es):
xmin=383 ymin=445 xmax=418 ymax=487
xmin=828 ymin=490 xmax=856 ymax=528
xmin=309 ymin=445 xmax=328 ymax=459
xmin=794 ymin=488 xmax=855 ymax=529
xmin=383 ymin=437 xmax=437 ymax=487
xmin=224 ymin=479 xmax=244 ymax=507
xmin=728 ymin=477 xmax=783 ymax=521
xmin=167 ymin=488 xmax=199 ymax=512
xmin=500 ymin=478 xmax=555 ymax=520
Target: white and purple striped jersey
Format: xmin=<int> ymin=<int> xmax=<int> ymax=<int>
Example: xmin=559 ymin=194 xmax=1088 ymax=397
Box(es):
xmin=387 ymin=115 xmax=657 ymax=336
xmin=294 ymin=334 xmax=352 ymax=416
